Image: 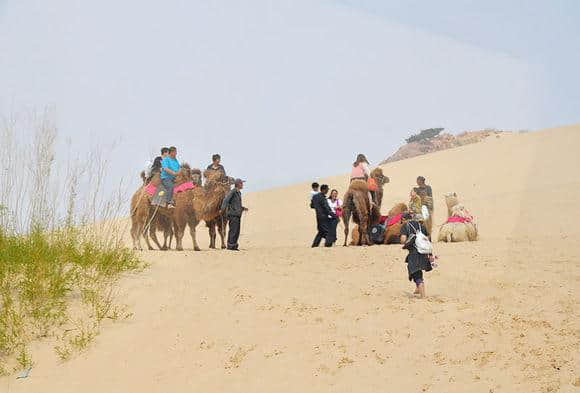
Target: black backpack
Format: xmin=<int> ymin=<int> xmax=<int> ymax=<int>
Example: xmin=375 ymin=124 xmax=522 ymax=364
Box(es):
xmin=370 ymin=224 xmax=386 ymax=244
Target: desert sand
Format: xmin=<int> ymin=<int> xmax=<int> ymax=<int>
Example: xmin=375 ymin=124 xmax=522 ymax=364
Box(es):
xmin=1 ymin=125 xmax=579 ymax=393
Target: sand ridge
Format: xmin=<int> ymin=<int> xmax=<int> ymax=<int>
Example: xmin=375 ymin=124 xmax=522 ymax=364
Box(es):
xmin=1 ymin=125 xmax=579 ymax=393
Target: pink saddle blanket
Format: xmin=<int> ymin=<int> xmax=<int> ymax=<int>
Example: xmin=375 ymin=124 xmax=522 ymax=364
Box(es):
xmin=144 ymin=181 xmax=196 ymax=197
xmin=379 ymin=213 xmax=403 ymax=227
xmin=145 ymin=183 xmax=157 ymax=196
xmin=174 ymin=181 xmax=196 ymax=194
xmin=447 ymin=216 xmax=472 ymax=224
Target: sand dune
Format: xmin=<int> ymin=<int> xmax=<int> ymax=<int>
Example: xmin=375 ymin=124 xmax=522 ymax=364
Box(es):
xmin=1 ymin=125 xmax=579 ymax=393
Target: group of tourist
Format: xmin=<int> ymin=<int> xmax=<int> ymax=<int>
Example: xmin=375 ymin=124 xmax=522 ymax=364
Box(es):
xmin=309 ymin=153 xmax=437 ymax=298
xmin=309 ymin=183 xmax=343 ymax=247
xmin=146 ymin=148 xmax=247 ymax=251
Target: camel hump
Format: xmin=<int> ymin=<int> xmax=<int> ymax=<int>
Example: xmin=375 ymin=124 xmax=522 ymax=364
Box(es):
xmin=348 ymin=179 xmax=369 ymax=193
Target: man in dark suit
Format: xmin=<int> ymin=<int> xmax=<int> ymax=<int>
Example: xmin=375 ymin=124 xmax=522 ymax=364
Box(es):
xmin=310 ymin=184 xmax=336 ymax=247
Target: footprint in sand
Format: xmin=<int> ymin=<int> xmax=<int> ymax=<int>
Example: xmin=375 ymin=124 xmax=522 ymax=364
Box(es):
xmin=224 ymin=345 xmax=256 ymax=369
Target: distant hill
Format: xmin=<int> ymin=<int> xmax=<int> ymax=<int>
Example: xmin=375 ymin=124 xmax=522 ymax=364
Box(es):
xmin=380 ymin=129 xmax=509 ymax=164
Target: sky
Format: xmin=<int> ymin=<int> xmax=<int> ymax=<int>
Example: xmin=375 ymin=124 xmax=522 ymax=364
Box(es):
xmin=0 ymin=0 xmax=578 ymax=193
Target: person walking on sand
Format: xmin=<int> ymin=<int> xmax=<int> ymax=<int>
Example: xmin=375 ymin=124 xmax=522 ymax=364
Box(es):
xmin=161 ymin=146 xmax=180 ymax=207
xmin=327 ymin=189 xmax=342 ymax=246
xmin=311 ymin=184 xmax=336 ymax=247
xmin=206 ymin=153 xmax=226 ymax=177
xmin=221 ymin=178 xmax=248 ymax=251
xmin=399 ymin=212 xmax=435 ymax=298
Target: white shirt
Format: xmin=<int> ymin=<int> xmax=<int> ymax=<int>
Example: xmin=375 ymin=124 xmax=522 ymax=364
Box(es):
xmin=310 ymin=190 xmax=318 ymax=200
xmin=327 ymin=198 xmax=342 ymax=214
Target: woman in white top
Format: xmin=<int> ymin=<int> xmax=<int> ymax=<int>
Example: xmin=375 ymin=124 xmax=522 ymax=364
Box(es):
xmin=327 ymin=189 xmax=343 ymax=215
xmin=327 ymin=189 xmax=342 ymax=246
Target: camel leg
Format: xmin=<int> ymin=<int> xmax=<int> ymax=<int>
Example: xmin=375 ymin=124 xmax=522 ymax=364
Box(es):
xmin=135 ymin=216 xmax=147 ymax=251
xmin=208 ymin=221 xmax=216 ymax=249
xmin=342 ymin=212 xmax=350 ymax=247
xmin=175 ymin=218 xmax=186 ymax=251
xmin=142 ymin=226 xmax=155 ymax=250
xmin=190 ymin=219 xmax=201 ymax=251
xmin=149 ymin=225 xmax=163 ymax=250
xmin=218 ymin=216 xmax=227 ymax=249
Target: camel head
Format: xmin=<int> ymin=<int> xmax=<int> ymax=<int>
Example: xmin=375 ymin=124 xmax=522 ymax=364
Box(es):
xmin=191 ymin=168 xmax=202 ymax=186
xmin=444 ymin=192 xmax=459 ymax=211
xmin=175 ymin=163 xmax=193 ymax=184
xmin=203 ymin=169 xmax=233 ymax=189
xmin=370 ymin=167 xmax=389 ymax=187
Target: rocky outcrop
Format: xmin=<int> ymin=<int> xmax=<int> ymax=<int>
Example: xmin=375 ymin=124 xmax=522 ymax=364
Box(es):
xmin=380 ymin=130 xmax=508 ymax=164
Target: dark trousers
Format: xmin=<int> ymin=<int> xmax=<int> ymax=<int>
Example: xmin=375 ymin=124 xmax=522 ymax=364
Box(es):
xmin=327 ymin=217 xmax=338 ymax=245
xmin=227 ymin=215 xmax=241 ymax=249
xmin=161 ymin=178 xmax=175 ymax=203
xmin=312 ymin=216 xmax=333 ymax=247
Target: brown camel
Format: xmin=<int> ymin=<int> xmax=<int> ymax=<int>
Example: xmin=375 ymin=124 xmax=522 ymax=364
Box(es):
xmin=342 ymin=167 xmax=389 ymax=246
xmin=350 ymin=202 xmax=408 ymax=245
xmin=130 ymin=171 xmax=162 ymax=250
xmin=173 ymin=168 xmax=233 ymax=251
xmin=383 ymin=203 xmax=409 ymax=244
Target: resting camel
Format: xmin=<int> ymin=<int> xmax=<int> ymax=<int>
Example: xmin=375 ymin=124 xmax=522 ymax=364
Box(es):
xmin=173 ymin=168 xmax=233 ymax=251
xmin=342 ymin=167 xmax=389 ymax=246
xmin=350 ymin=202 xmax=408 ymax=245
xmin=438 ymin=193 xmax=478 ymax=242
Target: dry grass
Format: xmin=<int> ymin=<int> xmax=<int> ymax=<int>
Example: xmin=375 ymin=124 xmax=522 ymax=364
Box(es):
xmin=0 ymin=108 xmax=142 ymax=374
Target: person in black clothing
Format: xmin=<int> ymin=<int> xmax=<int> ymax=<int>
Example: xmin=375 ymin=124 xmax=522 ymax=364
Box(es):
xmin=206 ymin=154 xmax=226 ymax=177
xmin=220 ymin=178 xmax=248 ymax=251
xmin=400 ymin=212 xmax=434 ymax=298
xmin=310 ymin=184 xmax=336 ymax=247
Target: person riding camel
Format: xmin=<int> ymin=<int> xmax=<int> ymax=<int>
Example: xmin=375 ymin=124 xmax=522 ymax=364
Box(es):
xmin=350 ymin=153 xmax=376 ymax=206
xmin=206 ymin=153 xmax=226 ymax=178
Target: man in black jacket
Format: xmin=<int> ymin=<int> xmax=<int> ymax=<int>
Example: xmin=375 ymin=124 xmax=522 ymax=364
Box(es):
xmin=311 ymin=184 xmax=336 ymax=247
xmin=221 ymin=178 xmax=248 ymax=251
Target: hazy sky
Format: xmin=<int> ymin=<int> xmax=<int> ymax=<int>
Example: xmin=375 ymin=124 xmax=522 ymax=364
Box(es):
xmin=1 ymin=0 xmax=578 ymax=192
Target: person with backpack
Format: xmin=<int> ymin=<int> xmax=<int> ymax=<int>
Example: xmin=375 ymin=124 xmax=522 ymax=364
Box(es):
xmin=399 ymin=212 xmax=435 ymax=298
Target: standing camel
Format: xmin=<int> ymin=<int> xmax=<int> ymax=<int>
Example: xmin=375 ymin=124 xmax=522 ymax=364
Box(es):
xmin=173 ymin=168 xmax=233 ymax=251
xmin=342 ymin=167 xmax=389 ymax=246
xmin=130 ymin=171 xmax=161 ymax=250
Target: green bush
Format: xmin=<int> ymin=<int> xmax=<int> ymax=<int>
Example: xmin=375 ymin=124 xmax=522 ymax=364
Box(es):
xmin=405 ymin=128 xmax=444 ymax=144
xmin=0 ymin=227 xmax=141 ymax=373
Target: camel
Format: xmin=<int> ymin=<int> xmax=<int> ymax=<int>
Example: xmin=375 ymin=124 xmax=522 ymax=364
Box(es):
xmin=342 ymin=167 xmax=389 ymax=246
xmin=173 ymin=168 xmax=233 ymax=251
xmin=130 ymin=171 xmax=163 ymax=250
xmin=350 ymin=202 xmax=408 ymax=245
xmin=444 ymin=192 xmax=459 ymax=218
xmin=438 ymin=194 xmax=478 ymax=242
xmin=383 ymin=203 xmax=409 ymax=244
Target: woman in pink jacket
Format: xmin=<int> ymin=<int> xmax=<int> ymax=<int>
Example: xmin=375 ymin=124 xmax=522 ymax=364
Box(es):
xmin=350 ymin=154 xmax=370 ymax=182
xmin=350 ymin=153 xmax=375 ymax=206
